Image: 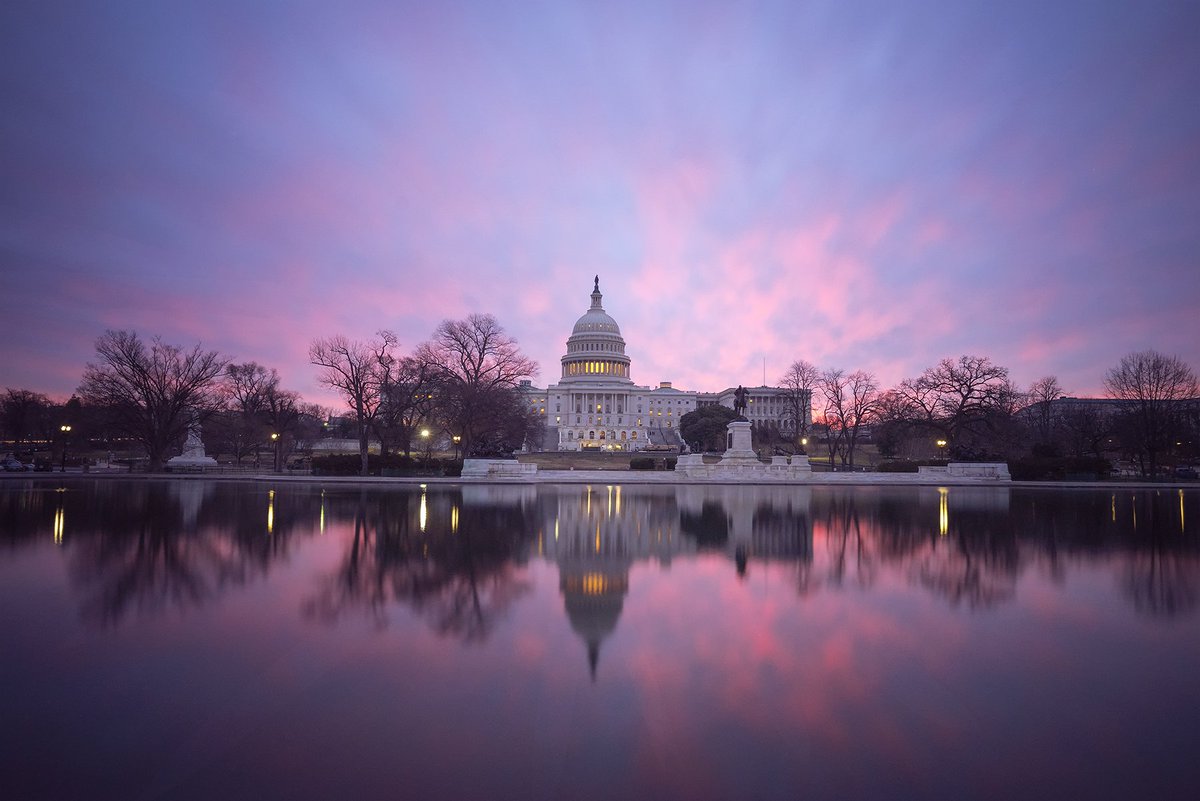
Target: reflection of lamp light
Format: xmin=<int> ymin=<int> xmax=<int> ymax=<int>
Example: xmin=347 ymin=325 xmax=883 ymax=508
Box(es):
xmin=938 ymin=487 xmax=949 ymax=536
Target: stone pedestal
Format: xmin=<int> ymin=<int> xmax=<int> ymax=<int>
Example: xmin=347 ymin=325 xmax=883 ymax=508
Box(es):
xmin=167 ymin=425 xmax=217 ymax=470
xmin=721 ymin=421 xmax=759 ymax=464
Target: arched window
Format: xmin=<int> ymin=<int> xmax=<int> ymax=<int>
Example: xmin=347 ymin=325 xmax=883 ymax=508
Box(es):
xmin=588 ymin=431 xmax=595 ymax=439
xmin=567 ymin=431 xmax=574 ymax=441
xmin=620 ymin=431 xmax=627 ymax=440
xmin=631 ymin=431 xmax=637 ymax=439
xmin=598 ymin=431 xmax=606 ymax=440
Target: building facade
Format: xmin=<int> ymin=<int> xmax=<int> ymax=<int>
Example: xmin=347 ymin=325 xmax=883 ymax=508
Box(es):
xmin=520 ymin=277 xmax=810 ymax=452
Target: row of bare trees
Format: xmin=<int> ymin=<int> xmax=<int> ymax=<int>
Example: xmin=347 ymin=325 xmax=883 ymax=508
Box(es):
xmin=777 ymin=350 xmax=1198 ymax=473
xmin=310 ymin=313 xmax=540 ymax=475
xmin=3 ymin=312 xmax=539 ymax=475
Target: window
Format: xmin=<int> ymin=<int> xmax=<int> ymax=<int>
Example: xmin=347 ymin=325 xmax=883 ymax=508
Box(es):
xmin=631 ymin=431 xmax=638 ymax=439
xmin=589 ymin=431 xmax=595 ymax=439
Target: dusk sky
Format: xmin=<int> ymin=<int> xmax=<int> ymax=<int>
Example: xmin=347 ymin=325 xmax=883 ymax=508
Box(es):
xmin=2 ymin=0 xmax=1198 ymax=407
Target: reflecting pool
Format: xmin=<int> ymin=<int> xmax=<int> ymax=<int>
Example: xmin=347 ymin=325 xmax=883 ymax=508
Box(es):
xmin=2 ymin=479 xmax=1198 ymax=800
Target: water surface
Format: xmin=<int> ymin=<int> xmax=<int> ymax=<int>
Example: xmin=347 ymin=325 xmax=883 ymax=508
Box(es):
xmin=1 ymin=479 xmax=1198 ymax=800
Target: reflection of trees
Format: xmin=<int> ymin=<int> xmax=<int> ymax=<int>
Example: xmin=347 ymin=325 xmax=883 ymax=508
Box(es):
xmin=678 ymin=502 xmax=728 ymax=549
xmin=913 ymin=507 xmax=1020 ymax=610
xmin=69 ymin=482 xmax=318 ymax=625
xmin=817 ymin=491 xmax=878 ymax=590
xmin=1122 ymin=549 xmax=1199 ymax=618
xmin=303 ymin=490 xmax=534 ymax=642
xmin=1118 ymin=496 xmax=1200 ymax=618
xmin=1 ymin=482 xmax=1196 ymax=623
xmin=0 ymin=480 xmax=318 ymax=625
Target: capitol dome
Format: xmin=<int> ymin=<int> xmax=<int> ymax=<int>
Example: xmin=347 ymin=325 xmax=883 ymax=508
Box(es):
xmin=560 ymin=276 xmax=632 ymax=383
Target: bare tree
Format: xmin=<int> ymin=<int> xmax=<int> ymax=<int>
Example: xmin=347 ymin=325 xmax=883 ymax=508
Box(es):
xmin=216 ymin=362 xmax=274 ymax=464
xmin=893 ymin=355 xmax=1015 ymax=456
xmin=374 ymin=356 xmax=436 ymax=456
xmin=818 ymin=369 xmax=880 ymax=469
xmin=78 ymin=330 xmax=227 ymax=471
xmin=1104 ymin=351 xmax=1198 ymax=477
xmin=415 ymin=314 xmax=537 ymax=457
xmin=778 ymin=359 xmax=818 ymax=450
xmin=310 ymin=331 xmax=398 ymax=475
xmin=1025 ymin=375 xmax=1064 ymax=450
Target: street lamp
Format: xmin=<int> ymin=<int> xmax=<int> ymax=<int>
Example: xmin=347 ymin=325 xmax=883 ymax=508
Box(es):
xmin=270 ymin=432 xmax=280 ymax=473
xmin=60 ymin=424 xmax=72 ymax=472
xmin=421 ymin=428 xmax=432 ymax=461
xmin=452 ymin=435 xmax=461 ymax=461
xmin=936 ymin=439 xmax=948 ymax=461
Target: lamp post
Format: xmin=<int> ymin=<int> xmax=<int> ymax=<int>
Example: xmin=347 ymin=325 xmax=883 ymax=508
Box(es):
xmin=452 ymin=435 xmax=461 ymax=461
xmin=421 ymin=428 xmax=431 ymax=461
xmin=936 ymin=439 xmax=948 ymax=461
xmin=270 ymin=432 xmax=280 ymax=473
xmin=60 ymin=424 xmax=72 ymax=472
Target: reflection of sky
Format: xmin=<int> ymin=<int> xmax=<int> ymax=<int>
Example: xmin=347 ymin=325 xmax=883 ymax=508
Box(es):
xmin=1 ymin=482 xmax=1199 ymax=799
xmin=2 ymin=1 xmax=1199 ymax=404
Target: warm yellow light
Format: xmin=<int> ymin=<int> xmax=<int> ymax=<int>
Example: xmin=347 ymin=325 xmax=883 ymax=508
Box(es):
xmin=421 ymin=429 xmax=430 ymax=438
xmin=938 ymin=487 xmax=949 ymax=536
xmin=53 ymin=507 xmax=65 ymax=545
xmin=60 ymin=424 xmax=71 ymax=433
xmin=452 ymin=435 xmax=461 ymax=443
xmin=936 ymin=439 xmax=947 ymax=448
xmin=270 ymin=432 xmax=279 ymax=441
xmin=266 ymin=489 xmax=275 ymax=534
xmin=419 ymin=491 xmax=427 ymax=532
xmin=801 ymin=437 xmax=808 ymax=446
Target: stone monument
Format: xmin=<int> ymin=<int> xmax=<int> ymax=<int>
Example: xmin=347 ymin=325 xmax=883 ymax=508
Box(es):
xmin=167 ymin=415 xmax=218 ymax=470
xmin=721 ymin=420 xmax=760 ymax=465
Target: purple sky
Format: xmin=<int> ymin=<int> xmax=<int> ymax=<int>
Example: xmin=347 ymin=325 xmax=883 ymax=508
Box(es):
xmin=2 ymin=0 xmax=1198 ymax=406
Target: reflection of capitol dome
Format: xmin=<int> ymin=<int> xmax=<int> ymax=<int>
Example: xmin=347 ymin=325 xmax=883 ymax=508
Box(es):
xmin=559 ymin=276 xmax=633 ymax=384
xmin=561 ymin=567 xmax=629 ymax=680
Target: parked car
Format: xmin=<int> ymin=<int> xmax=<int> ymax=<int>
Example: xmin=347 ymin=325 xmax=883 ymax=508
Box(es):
xmin=2 ymin=457 xmax=34 ymax=472
xmin=1175 ymin=466 xmax=1198 ymax=479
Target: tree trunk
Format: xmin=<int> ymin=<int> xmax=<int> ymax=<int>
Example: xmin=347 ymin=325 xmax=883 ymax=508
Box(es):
xmin=358 ymin=425 xmax=370 ymax=476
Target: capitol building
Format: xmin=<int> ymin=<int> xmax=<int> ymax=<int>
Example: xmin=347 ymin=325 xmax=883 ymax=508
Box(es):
xmin=520 ymin=277 xmax=809 ymax=452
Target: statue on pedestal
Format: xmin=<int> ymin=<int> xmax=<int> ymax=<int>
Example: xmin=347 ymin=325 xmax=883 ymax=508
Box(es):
xmin=733 ymin=385 xmax=748 ymax=418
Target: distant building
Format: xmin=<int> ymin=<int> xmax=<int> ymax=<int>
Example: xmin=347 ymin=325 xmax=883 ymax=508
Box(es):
xmin=519 ymin=277 xmax=811 ymax=451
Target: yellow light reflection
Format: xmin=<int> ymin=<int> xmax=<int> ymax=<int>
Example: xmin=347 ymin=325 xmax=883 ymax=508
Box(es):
xmin=1111 ymin=493 xmax=1116 ymax=523
xmin=607 ymin=485 xmax=613 ymax=517
xmin=1132 ymin=495 xmax=1137 ymax=530
xmin=320 ymin=490 xmax=326 ymax=534
xmin=586 ymin=485 xmax=592 ymax=516
xmin=419 ymin=490 xmax=427 ymax=533
xmin=615 ymin=485 xmax=622 ymax=516
xmin=938 ymin=487 xmax=949 ymax=536
xmin=451 ymin=505 xmax=459 ymax=534
xmin=554 ymin=517 xmax=559 ymax=540
xmin=595 ymin=519 xmax=601 ymax=553
xmin=267 ymin=489 xmax=275 ymax=534
xmin=1181 ymin=490 xmax=1186 ymax=534
xmin=53 ymin=507 xmax=64 ymax=546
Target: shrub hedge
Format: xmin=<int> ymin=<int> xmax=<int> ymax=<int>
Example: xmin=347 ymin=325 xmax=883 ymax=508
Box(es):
xmin=312 ymin=454 xmax=462 ymax=477
xmin=1008 ymin=456 xmax=1111 ymax=481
